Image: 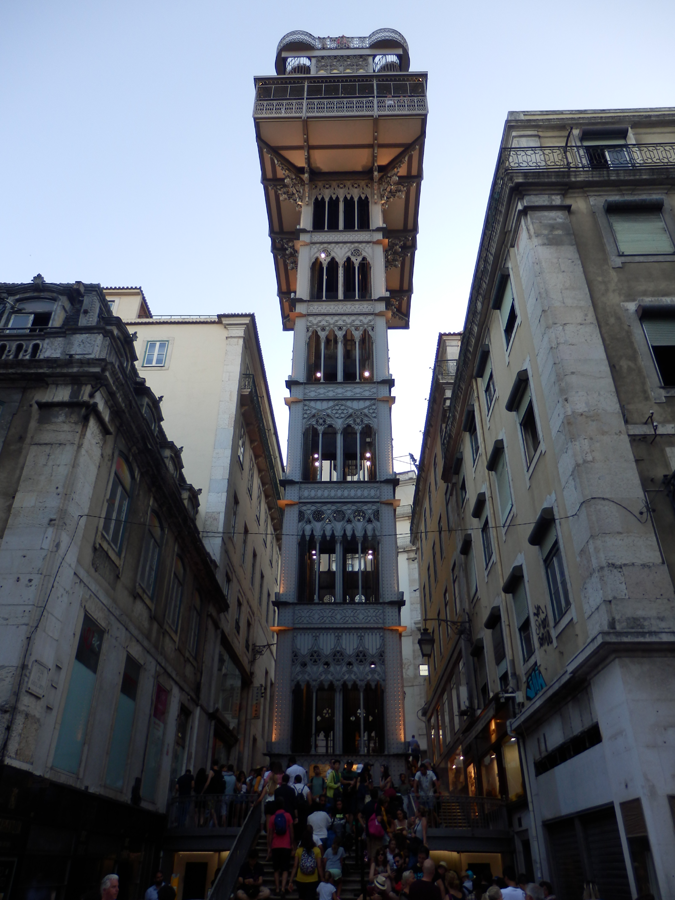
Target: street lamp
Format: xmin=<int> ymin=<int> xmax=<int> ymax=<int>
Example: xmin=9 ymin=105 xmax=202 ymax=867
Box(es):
xmin=417 ymin=628 xmax=435 ymax=660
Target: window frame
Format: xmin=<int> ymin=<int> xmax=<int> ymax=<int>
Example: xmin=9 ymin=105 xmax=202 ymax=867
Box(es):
xmin=606 ymin=201 xmax=675 ymax=257
xmin=167 ymin=555 xmax=185 ymax=633
xmin=138 ymin=510 xmax=163 ymax=599
xmin=187 ymin=592 xmax=202 ymax=657
xmin=101 ymin=454 xmax=134 ymax=554
xmin=237 ymin=421 xmax=246 ymax=467
xmin=143 ymin=340 xmax=170 ymax=367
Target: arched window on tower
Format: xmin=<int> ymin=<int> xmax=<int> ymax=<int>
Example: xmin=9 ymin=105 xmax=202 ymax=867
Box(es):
xmin=313 ymin=197 xmax=327 ymax=231
xmin=320 ymin=426 xmax=338 ymax=481
xmin=327 ymin=196 xmax=340 ymax=230
xmin=325 ymin=258 xmax=339 ymax=299
xmin=360 ymin=425 xmax=376 ymax=480
xmin=359 ymin=329 xmax=374 ymax=379
xmin=302 ymin=426 xmax=321 ymax=481
xmin=323 ymin=330 xmax=338 ymax=382
xmin=343 ymin=258 xmax=357 ymax=300
xmin=292 ymin=684 xmax=313 ymax=752
xmin=343 ymin=426 xmax=358 ymax=480
xmin=344 ymin=536 xmax=379 ymax=603
xmin=343 ymin=330 xmax=357 ymax=381
xmin=358 ymin=258 xmax=371 ymax=298
xmin=306 ymin=331 xmax=322 ymax=381
xmin=315 ymin=685 xmax=336 ymax=753
xmin=310 ymin=258 xmax=325 ymax=300
xmin=363 ymin=683 xmax=384 ymax=752
xmin=357 ymin=195 xmax=370 ymax=230
xmin=343 ymin=196 xmax=356 ymax=231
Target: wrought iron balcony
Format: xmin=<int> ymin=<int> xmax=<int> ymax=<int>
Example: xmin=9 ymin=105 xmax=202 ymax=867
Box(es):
xmin=435 ymin=794 xmax=508 ymax=830
xmin=254 ymin=79 xmax=427 ymax=119
xmin=499 ymin=142 xmax=675 ymax=173
xmin=436 ymin=358 xmax=457 ymax=382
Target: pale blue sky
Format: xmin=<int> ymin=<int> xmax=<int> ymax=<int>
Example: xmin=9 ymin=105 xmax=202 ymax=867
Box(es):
xmin=2 ymin=0 xmax=673 ymax=466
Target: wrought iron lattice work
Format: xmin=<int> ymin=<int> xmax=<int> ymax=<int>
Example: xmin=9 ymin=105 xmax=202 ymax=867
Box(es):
xmin=275 ymin=29 xmax=410 ymax=57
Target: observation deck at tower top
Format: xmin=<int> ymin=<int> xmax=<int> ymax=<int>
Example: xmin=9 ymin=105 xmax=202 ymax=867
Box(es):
xmin=253 ymin=29 xmax=428 ymax=330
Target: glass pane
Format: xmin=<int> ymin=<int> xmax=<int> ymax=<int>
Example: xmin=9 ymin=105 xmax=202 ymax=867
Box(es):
xmin=105 ymin=657 xmax=139 ymax=793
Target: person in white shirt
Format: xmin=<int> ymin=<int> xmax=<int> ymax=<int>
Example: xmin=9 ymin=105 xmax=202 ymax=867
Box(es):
xmin=286 ymin=755 xmax=308 ymax=785
xmin=307 ymin=800 xmax=332 ymax=849
xmin=501 ymin=868 xmax=526 ymax=900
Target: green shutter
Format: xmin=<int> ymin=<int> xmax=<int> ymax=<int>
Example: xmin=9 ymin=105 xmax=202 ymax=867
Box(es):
xmin=608 ymin=211 xmax=675 ymax=255
xmin=512 ymin=580 xmax=529 ymax=627
xmin=642 ymin=316 xmax=675 ymax=347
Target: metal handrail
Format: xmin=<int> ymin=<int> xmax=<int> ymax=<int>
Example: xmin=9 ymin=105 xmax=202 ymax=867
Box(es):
xmin=241 ymin=374 xmax=282 ymax=502
xmin=209 ymin=801 xmax=262 ymax=900
xmin=499 ymin=141 xmax=675 ymax=172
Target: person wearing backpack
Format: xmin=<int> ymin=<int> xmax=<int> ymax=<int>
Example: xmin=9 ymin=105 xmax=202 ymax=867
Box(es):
xmin=289 ymin=829 xmax=324 ymax=900
xmin=266 ymin=800 xmax=294 ymax=898
xmin=293 ymin=774 xmax=311 ymax=834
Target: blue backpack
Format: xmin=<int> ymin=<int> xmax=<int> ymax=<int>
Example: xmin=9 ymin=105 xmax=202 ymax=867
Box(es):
xmin=274 ymin=811 xmax=288 ymax=835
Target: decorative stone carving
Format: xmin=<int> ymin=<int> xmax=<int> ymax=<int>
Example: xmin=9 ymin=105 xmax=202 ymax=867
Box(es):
xmin=385 ymin=238 xmax=413 ymax=270
xmin=302 ymin=398 xmax=377 ymax=430
xmin=306 ymin=302 xmax=377 ymax=316
xmin=311 ymin=182 xmax=371 ymax=201
xmin=291 ymin=631 xmax=384 ymax=688
xmin=273 ymin=238 xmax=298 ymax=270
xmin=304 ymin=384 xmax=377 ymax=400
xmin=264 ymin=147 xmax=307 ymax=207
xmin=298 ymin=502 xmax=381 ymax=539
xmin=377 ymin=142 xmax=420 ymax=208
xmin=310 ymin=244 xmax=373 ymax=265
xmin=298 ymin=483 xmax=380 ymax=502
xmin=314 ymin=55 xmax=371 ymax=74
xmin=306 ymin=315 xmax=375 ymax=341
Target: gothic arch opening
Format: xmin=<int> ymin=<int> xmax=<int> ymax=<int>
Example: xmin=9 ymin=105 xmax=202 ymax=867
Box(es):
xmin=291 ymin=684 xmax=312 ymax=752
xmin=327 ymin=196 xmax=340 ymax=230
xmin=343 ymin=196 xmax=356 ymax=231
xmin=358 ymin=258 xmax=371 ymax=298
xmin=323 ymin=330 xmax=338 ymax=382
xmin=344 ymin=258 xmax=357 ymax=300
xmin=359 ymin=329 xmax=374 ymax=379
xmin=306 ymin=330 xmax=322 ymax=381
xmin=302 ymin=426 xmax=321 ymax=481
xmin=310 ymin=258 xmax=324 ymax=300
xmin=325 ymin=258 xmax=339 ymax=299
xmin=357 ymin=195 xmax=370 ymax=230
xmin=313 ymin=197 xmax=326 ymax=231
xmin=343 ymin=330 xmax=357 ymax=381
xmin=344 ymin=535 xmax=379 ymax=603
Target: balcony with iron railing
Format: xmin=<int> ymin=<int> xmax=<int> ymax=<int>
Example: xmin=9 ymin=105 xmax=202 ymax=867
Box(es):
xmin=436 ymin=358 xmax=457 ymax=383
xmin=254 ymin=78 xmax=427 ymax=119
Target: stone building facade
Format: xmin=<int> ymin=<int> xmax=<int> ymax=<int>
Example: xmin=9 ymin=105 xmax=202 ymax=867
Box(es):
xmin=114 ymin=291 xmax=284 ymax=773
xmin=439 ymin=110 xmax=675 ymax=898
xmin=252 ymin=29 xmax=427 ymax=768
xmin=0 ymin=278 xmax=244 ymax=900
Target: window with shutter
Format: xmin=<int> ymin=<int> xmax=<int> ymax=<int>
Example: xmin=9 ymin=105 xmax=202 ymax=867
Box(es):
xmin=641 ymin=314 xmax=675 ymax=386
xmin=494 ymin=449 xmax=513 ymax=523
xmin=607 ymin=209 xmax=675 ymax=255
xmin=512 ymin=579 xmax=534 ymax=661
xmin=499 ymin=281 xmax=518 ymax=347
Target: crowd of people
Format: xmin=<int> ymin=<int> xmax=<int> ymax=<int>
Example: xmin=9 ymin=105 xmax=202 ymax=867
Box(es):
xmin=232 ymin=758 xmax=556 ymax=900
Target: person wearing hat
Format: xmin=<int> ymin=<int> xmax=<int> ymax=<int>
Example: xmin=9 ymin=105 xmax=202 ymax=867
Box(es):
xmin=462 ymin=872 xmax=475 ymax=895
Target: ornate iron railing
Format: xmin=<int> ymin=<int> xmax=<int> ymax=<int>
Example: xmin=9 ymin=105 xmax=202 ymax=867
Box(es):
xmin=241 ymin=373 xmax=282 ymax=502
xmin=435 ymin=794 xmax=508 ymax=830
xmin=208 ymin=800 xmax=262 ymax=900
xmin=499 ymin=142 xmax=675 ymax=171
xmin=436 ymin=359 xmax=457 ymax=379
xmin=276 ymin=29 xmax=410 ymax=57
xmin=166 ymin=792 xmax=258 ymax=829
xmin=254 ymin=95 xmax=427 ymax=119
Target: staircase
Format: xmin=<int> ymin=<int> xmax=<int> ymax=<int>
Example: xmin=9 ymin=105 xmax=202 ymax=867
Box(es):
xmin=254 ymin=832 xmax=367 ymax=900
